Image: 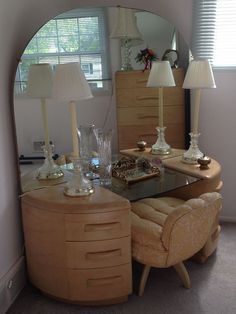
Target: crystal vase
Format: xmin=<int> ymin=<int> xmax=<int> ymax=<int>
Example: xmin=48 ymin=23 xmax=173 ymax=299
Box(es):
xmin=94 ymin=129 xmax=113 ymax=186
xmin=77 ymin=124 xmax=96 ymax=178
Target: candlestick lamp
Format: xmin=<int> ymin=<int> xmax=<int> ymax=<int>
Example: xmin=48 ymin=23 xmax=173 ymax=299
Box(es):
xmin=52 ymin=62 xmax=93 ymax=196
xmin=27 ymin=63 xmax=64 ymax=180
xmin=110 ymin=7 xmax=142 ymax=71
xmin=147 ymin=60 xmax=175 ymax=154
xmin=182 ymin=59 xmax=216 ymax=164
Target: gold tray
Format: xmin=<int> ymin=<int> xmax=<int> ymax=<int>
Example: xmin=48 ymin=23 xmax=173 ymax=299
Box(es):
xmin=112 ymin=156 xmax=161 ymax=184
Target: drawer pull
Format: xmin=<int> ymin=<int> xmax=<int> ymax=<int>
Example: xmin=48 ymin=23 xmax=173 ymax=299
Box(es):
xmin=136 ymin=79 xmax=148 ymax=84
xmin=84 ymin=222 xmax=120 ymax=232
xmin=138 ymin=115 xmax=157 ymax=120
xmin=86 ymin=249 xmax=121 ymax=260
xmin=139 ymin=133 xmax=156 ymax=138
xmin=87 ymin=276 xmax=122 ymax=287
xmin=136 ymin=96 xmax=158 ymax=100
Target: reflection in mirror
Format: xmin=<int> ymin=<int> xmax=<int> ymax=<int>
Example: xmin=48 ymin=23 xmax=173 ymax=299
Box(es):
xmin=14 ymin=6 xmax=189 ymax=175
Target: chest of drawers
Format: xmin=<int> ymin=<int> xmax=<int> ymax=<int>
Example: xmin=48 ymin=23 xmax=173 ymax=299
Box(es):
xmin=22 ymin=185 xmax=132 ymax=304
xmin=115 ymin=69 xmax=186 ymax=150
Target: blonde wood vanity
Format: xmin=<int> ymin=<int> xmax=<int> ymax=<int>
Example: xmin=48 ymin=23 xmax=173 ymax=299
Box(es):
xmin=22 ymin=185 xmax=132 ymax=305
xmin=115 ymin=69 xmax=186 ymax=150
xmin=21 ymin=149 xmax=223 ymax=303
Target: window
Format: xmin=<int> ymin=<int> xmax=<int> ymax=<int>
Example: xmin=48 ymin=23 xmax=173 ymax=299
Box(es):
xmin=192 ymin=0 xmax=236 ymax=68
xmin=15 ymin=7 xmax=110 ymax=93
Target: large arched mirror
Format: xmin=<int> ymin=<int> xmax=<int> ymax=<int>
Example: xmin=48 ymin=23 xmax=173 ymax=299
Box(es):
xmin=13 ymin=6 xmax=189 ymax=173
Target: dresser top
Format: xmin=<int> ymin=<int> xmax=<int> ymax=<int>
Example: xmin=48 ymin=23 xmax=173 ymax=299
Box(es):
xmin=22 ymin=185 xmax=130 ymax=214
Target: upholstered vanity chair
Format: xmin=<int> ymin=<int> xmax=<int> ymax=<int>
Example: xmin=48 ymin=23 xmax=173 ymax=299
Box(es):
xmin=131 ymin=192 xmax=222 ymax=296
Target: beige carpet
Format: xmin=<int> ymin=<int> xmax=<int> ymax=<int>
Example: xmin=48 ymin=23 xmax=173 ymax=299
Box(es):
xmin=7 ymin=222 xmax=236 ymax=314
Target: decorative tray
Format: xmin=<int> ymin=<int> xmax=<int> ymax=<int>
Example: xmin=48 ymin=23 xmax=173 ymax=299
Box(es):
xmin=112 ymin=156 xmax=161 ymax=184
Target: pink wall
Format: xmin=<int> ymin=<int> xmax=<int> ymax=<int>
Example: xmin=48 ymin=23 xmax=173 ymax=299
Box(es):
xmin=199 ymin=70 xmax=236 ymax=221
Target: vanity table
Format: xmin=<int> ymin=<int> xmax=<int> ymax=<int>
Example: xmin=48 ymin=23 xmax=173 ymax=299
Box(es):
xmin=21 ymin=149 xmax=222 ymax=304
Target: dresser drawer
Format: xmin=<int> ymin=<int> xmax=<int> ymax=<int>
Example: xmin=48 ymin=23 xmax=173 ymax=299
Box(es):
xmin=117 ymin=106 xmax=184 ymax=126
xmin=66 ymin=236 xmax=131 ymax=269
xmin=117 ymin=87 xmax=184 ymax=108
xmin=65 ymin=209 xmax=130 ymax=241
xmin=115 ymin=68 xmax=184 ymax=89
xmin=117 ymin=88 xmax=158 ymax=107
xmin=116 ymin=71 xmax=149 ymax=88
xmin=68 ymin=263 xmax=132 ymax=301
xmin=118 ymin=124 xmax=185 ymax=148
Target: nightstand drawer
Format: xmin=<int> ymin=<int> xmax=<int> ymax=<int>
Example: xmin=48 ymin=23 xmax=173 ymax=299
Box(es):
xmin=68 ymin=263 xmax=132 ymax=301
xmin=65 ymin=210 xmax=130 ymax=241
xmin=66 ymin=237 xmax=131 ymax=269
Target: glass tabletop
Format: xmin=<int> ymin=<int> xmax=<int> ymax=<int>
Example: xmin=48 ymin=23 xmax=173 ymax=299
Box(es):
xmin=21 ymin=159 xmax=200 ymax=201
xmin=98 ymin=168 xmax=200 ymax=202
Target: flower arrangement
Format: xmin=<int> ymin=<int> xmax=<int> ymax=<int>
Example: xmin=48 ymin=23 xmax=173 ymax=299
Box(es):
xmin=135 ymin=48 xmax=158 ymax=71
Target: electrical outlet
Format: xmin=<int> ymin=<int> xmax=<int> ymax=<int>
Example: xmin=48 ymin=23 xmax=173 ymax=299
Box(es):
xmin=0 ymin=257 xmax=25 ymax=314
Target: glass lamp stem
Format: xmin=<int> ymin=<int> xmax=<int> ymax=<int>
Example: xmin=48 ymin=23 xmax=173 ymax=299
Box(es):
xmin=121 ymin=38 xmax=133 ymax=71
xmin=182 ymin=132 xmax=204 ymax=164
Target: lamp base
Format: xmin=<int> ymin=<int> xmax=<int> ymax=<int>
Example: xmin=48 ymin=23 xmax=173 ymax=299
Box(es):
xmin=182 ymin=132 xmax=204 ymax=164
xmin=151 ymin=127 xmax=171 ymax=155
xmin=37 ymin=145 xmax=64 ymax=180
xmin=64 ymin=158 xmax=94 ymax=197
xmin=121 ymin=38 xmax=133 ymax=71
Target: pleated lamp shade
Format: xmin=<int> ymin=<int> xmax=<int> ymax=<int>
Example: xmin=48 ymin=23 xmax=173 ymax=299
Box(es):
xmin=110 ymin=7 xmax=142 ymax=39
xmin=183 ymin=59 xmax=216 ymax=89
xmin=52 ymin=62 xmax=93 ymax=101
xmin=27 ymin=63 xmax=53 ymax=98
xmin=147 ymin=61 xmax=176 ymax=87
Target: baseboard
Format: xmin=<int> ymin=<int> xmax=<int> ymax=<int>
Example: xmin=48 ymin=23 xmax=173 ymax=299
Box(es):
xmin=220 ymin=216 xmax=236 ymax=223
xmin=0 ymin=256 xmax=26 ymax=314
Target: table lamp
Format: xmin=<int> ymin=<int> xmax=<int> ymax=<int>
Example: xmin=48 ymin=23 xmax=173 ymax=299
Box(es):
xmin=182 ymin=59 xmax=216 ymax=164
xmin=110 ymin=7 xmax=142 ymax=70
xmin=27 ymin=63 xmax=64 ymax=180
xmin=147 ymin=60 xmax=176 ymax=154
xmin=52 ymin=62 xmax=93 ymax=196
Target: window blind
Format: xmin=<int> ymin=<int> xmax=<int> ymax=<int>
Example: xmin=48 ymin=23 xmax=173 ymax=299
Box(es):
xmin=213 ymin=0 xmax=236 ymax=66
xmin=192 ymin=0 xmax=236 ymax=67
xmin=191 ymin=0 xmax=217 ymax=63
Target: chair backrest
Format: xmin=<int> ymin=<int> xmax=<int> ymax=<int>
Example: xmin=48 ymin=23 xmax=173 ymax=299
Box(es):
xmin=161 ymin=192 xmax=222 ymax=266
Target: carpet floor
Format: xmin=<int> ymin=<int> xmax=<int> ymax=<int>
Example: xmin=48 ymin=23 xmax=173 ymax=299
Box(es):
xmin=7 ymin=222 xmax=236 ymax=314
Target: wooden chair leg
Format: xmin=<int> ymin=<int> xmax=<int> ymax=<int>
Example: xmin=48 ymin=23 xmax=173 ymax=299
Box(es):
xmin=139 ymin=265 xmax=151 ymax=296
xmin=173 ymin=262 xmax=191 ymax=289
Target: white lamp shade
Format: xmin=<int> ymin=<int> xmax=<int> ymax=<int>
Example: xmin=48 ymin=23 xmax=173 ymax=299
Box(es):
xmin=183 ymin=59 xmax=216 ymax=89
xmin=110 ymin=7 xmax=142 ymax=39
xmin=147 ymin=61 xmax=176 ymax=87
xmin=27 ymin=63 xmax=53 ymax=98
xmin=52 ymin=62 xmax=93 ymax=102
